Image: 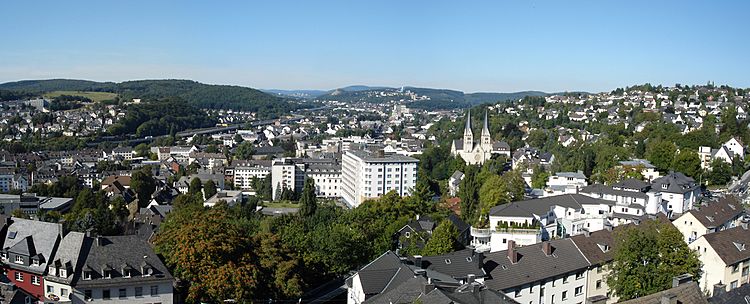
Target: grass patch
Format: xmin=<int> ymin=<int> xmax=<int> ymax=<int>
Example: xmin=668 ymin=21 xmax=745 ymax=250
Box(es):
xmin=262 ymin=201 xmax=300 ymax=208
xmin=44 ymin=91 xmax=118 ymax=103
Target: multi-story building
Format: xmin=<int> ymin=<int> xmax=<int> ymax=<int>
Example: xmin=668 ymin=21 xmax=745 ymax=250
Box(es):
xmin=617 ymin=159 xmax=661 ymax=182
xmin=44 ymin=231 xmax=86 ymax=302
xmin=689 ymin=224 xmax=750 ymax=296
xmin=484 ymin=239 xmax=590 ymax=304
xmin=271 ymin=158 xmax=341 ymax=200
xmin=673 ymin=196 xmax=745 ymax=243
xmin=72 ymin=235 xmax=174 ymax=303
xmin=650 ymin=171 xmax=700 ymax=216
xmin=1 ymin=218 xmax=64 ymax=300
xmin=544 ymin=171 xmax=588 ymax=196
xmin=341 ymin=150 xmax=419 ymax=208
xmin=232 ymin=161 xmax=271 ymax=191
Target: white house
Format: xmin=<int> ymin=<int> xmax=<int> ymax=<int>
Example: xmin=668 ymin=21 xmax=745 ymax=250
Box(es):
xmin=673 ymin=197 xmax=744 ymax=243
xmin=689 ymin=224 xmax=750 ymax=296
xmin=341 ymin=149 xmax=418 ymax=208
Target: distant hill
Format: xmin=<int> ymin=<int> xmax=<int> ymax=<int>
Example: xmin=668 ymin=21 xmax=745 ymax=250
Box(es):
xmin=263 ymin=89 xmax=328 ymax=98
xmin=314 ymin=85 xmax=551 ymax=109
xmin=0 ymin=79 xmax=300 ymax=118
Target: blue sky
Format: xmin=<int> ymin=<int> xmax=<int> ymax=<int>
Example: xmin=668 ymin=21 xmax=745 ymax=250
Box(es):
xmin=1 ymin=0 xmax=748 ymax=92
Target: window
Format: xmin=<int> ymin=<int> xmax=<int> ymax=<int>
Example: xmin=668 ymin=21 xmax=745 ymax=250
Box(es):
xmin=731 ymin=280 xmax=738 ymax=289
xmin=32 ymin=259 xmax=39 ymax=266
xmin=84 ymin=290 xmax=92 ymax=301
xmin=135 ymin=287 xmax=143 ymax=297
xmin=562 ymin=290 xmax=568 ymax=300
xmin=743 ymin=266 xmax=749 ymax=276
xmin=575 ymin=286 xmax=583 ymax=296
xmin=596 ymin=266 xmax=602 ymax=273
xmin=61 ymin=288 xmax=68 ymax=297
xmin=404 ymin=232 xmax=411 ymax=238
xmin=123 ymin=269 xmax=131 ymax=278
xmin=563 ymin=276 xmax=568 ymax=283
xmin=551 ymin=294 xmax=555 ymax=304
xmin=83 ymin=271 xmax=92 ymax=280
xmin=576 ymin=272 xmax=584 ymax=279
xmin=47 ymin=285 xmax=54 ymax=293
xmin=150 ymin=285 xmax=159 ymax=296
xmin=31 ymin=275 xmax=39 ymax=285
xmin=596 ymin=280 xmax=602 ymax=289
xmin=15 ymin=272 xmax=23 ymax=282
xmin=59 ymin=269 xmax=66 ymax=277
xmin=119 ymin=288 xmax=126 ymax=299
xmin=733 ymin=264 xmax=740 ymax=273
xmin=515 ymin=289 xmax=521 ymax=297
xmin=15 ymin=256 xmax=23 ymax=264
xmin=103 ymin=289 xmax=111 ymax=300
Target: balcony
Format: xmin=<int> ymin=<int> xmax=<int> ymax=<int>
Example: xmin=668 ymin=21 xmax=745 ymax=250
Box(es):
xmin=496 ymin=227 xmax=540 ymax=235
xmin=471 ymin=227 xmax=492 ymax=238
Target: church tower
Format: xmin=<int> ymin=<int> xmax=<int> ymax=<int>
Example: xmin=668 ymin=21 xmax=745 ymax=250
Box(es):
xmin=481 ymin=110 xmax=491 ymax=150
xmin=463 ymin=111 xmax=473 ymax=152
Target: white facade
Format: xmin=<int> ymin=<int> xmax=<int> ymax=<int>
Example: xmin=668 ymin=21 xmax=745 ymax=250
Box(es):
xmin=233 ymin=165 xmax=270 ymax=191
xmin=70 ymin=281 xmax=173 ymax=304
xmin=341 ymin=150 xmax=419 ymax=208
xmin=271 ymin=159 xmax=303 ymax=200
xmin=504 ymin=271 xmax=588 ymax=304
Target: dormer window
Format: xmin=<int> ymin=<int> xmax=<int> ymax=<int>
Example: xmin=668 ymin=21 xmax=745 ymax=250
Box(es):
xmin=83 ymin=270 xmax=92 ymax=280
xmin=103 ymin=270 xmax=112 ymax=279
xmin=32 ymin=259 xmax=39 ymax=266
xmin=123 ymin=269 xmax=131 ymax=278
xmin=59 ymin=269 xmax=66 ymax=277
xmin=48 ymin=266 xmax=56 ymax=276
xmin=661 ymin=184 xmax=668 ymax=189
xmin=15 ymin=256 xmax=23 ymax=264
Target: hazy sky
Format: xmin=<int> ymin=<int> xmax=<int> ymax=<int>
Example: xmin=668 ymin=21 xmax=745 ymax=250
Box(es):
xmin=2 ymin=0 xmax=748 ymax=93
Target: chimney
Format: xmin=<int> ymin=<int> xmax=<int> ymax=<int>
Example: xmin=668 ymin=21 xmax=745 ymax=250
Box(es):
xmin=95 ymin=236 xmax=104 ymax=246
xmin=467 ymin=274 xmax=476 ymax=284
xmin=742 ymin=221 xmax=748 ymax=230
xmin=542 ymin=241 xmax=553 ymax=256
xmin=422 ymin=282 xmax=435 ymax=294
xmin=672 ymin=273 xmax=693 ymax=287
xmin=712 ymin=282 xmax=726 ymax=297
xmin=414 ymin=269 xmax=427 ymax=278
xmin=415 ymin=255 xmax=423 ymax=269
xmin=507 ymin=240 xmax=518 ymax=264
xmin=660 ymin=293 xmax=677 ymax=304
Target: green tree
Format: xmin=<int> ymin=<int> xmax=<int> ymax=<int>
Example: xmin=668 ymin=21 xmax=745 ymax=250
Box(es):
xmin=234 ymin=142 xmax=255 ymax=160
xmin=130 ymin=168 xmax=156 ymax=208
xmin=299 ymin=178 xmax=317 ymax=217
xmin=189 ymin=177 xmax=203 ymax=195
xmin=422 ymin=221 xmax=459 ymax=256
xmin=608 ymin=220 xmax=701 ymax=300
xmin=11 ymin=209 xmax=30 ymax=219
xmin=531 ymin=166 xmax=550 ymax=189
xmin=707 ymin=159 xmax=732 ymax=185
xmin=203 ymin=180 xmax=217 ymax=199
xmin=134 ymin=143 xmax=150 ymax=157
xmin=672 ymin=150 xmax=701 ymax=179
xmin=459 ymin=166 xmax=480 ymax=223
xmin=645 ymin=140 xmax=676 ymax=171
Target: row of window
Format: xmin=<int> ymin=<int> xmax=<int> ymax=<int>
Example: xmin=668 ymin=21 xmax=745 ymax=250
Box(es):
xmin=86 ymin=286 xmax=160 ymax=300
xmin=14 ymin=272 xmax=41 ymax=285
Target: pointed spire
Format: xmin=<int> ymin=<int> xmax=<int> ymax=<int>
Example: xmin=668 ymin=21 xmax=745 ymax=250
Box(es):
xmin=483 ymin=110 xmax=489 ymax=133
xmin=464 ymin=110 xmax=472 ymax=133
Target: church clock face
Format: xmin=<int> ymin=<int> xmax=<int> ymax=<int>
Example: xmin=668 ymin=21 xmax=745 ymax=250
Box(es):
xmin=474 ymin=154 xmax=481 ymax=162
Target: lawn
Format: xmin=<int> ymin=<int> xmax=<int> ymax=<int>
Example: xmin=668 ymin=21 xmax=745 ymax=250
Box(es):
xmin=261 ymin=201 xmax=300 ymax=208
xmin=44 ymin=91 xmax=118 ymax=103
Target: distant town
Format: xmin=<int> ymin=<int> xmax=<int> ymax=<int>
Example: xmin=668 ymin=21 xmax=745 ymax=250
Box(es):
xmin=0 ymin=80 xmax=749 ymax=303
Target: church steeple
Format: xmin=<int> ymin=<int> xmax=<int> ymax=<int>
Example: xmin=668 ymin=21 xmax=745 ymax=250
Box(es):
xmin=463 ymin=111 xmax=473 ymax=152
xmin=481 ymin=110 xmax=491 ymax=149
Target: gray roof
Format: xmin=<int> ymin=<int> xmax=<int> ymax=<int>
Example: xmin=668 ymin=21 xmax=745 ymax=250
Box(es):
xmin=450 ymin=170 xmax=465 ymax=181
xmin=618 ymin=281 xmax=706 ymax=304
xmin=554 ymin=171 xmax=586 ymax=179
xmin=651 ymin=171 xmax=698 ymax=194
xmin=347 ymin=150 xmax=419 ymax=163
xmin=46 ymin=231 xmax=86 ymax=284
xmin=354 ymin=251 xmax=412 ymax=295
xmin=612 ymin=178 xmax=650 ymax=191
xmin=619 ymin=159 xmax=656 ymax=169
xmin=708 ymin=281 xmax=750 ymax=304
xmin=3 ymin=218 xmax=63 ymax=273
xmin=489 ymin=194 xmax=614 ymax=217
xmin=75 ymin=235 xmax=173 ymax=288
xmin=483 ymin=239 xmax=590 ymax=291
xmin=411 ymin=249 xmax=485 ymax=279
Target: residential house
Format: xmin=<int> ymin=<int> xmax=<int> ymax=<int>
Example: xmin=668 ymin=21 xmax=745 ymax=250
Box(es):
xmin=650 ymin=172 xmax=700 ymax=216
xmin=1 ymin=218 xmax=64 ymax=300
xmin=673 ymin=197 xmax=744 ymax=243
xmin=689 ymin=224 xmax=750 ymax=296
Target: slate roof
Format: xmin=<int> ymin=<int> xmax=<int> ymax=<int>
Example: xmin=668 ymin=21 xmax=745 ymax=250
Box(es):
xmin=353 ymin=251 xmax=413 ymax=295
xmin=688 ymin=196 xmax=744 ymax=229
xmin=708 ymin=282 xmax=750 ymax=304
xmin=612 ymin=178 xmax=650 ymax=191
xmin=570 ymin=229 xmax=614 ymax=266
xmin=619 ymin=159 xmax=656 ymax=169
xmin=411 ymin=249 xmax=485 ymax=279
xmin=450 ymin=170 xmax=465 ymax=181
xmin=483 ymin=239 xmax=590 ymax=291
xmin=447 ymin=213 xmax=470 ymax=234
xmin=3 ymin=218 xmax=63 ymax=273
xmin=489 ymin=194 xmax=613 ymax=218
xmin=75 ymin=235 xmax=173 ymax=288
xmin=701 ymin=225 xmax=750 ymax=266
xmin=365 ymin=276 xmax=426 ymax=304
xmin=46 ymin=231 xmax=86 ymax=284
xmin=493 ymin=141 xmax=511 ymax=150
xmin=617 ymin=281 xmax=707 ymax=304
xmin=651 ymin=171 xmax=698 ymax=194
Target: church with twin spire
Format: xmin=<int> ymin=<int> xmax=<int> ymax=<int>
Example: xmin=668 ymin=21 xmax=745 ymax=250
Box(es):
xmin=450 ymin=111 xmax=511 ymax=165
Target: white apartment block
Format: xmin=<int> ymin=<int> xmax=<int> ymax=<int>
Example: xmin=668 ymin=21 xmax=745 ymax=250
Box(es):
xmin=271 ymin=158 xmax=341 ymax=200
xmin=233 ymin=164 xmax=270 ymax=191
xmin=341 ymin=150 xmax=419 ymax=208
